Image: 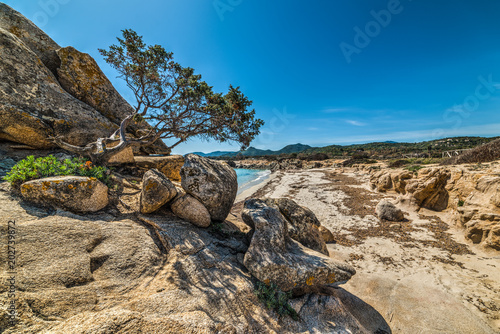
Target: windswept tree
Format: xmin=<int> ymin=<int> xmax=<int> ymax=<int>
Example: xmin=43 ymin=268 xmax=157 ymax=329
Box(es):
xmin=52 ymin=29 xmax=263 ymax=165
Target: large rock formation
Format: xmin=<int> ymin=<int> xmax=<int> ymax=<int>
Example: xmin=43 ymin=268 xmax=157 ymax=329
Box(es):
xmin=20 ymin=176 xmax=109 ymax=212
xmin=370 ymin=168 xmax=451 ymax=211
xmin=242 ymin=199 xmax=356 ymax=294
xmin=0 ymin=190 xmax=388 ymax=333
xmin=0 ymin=4 xmax=166 ymax=153
xmin=370 ymin=164 xmax=500 ymax=251
xmin=140 ymin=169 xmax=177 ymax=214
xmin=180 ymin=154 xmax=237 ymax=222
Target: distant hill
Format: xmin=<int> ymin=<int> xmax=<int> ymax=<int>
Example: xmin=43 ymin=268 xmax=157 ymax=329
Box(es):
xmin=191 ymin=143 xmax=311 ymax=157
xmin=192 ymin=137 xmax=500 ymax=160
xmin=302 ymin=136 xmax=500 ymax=157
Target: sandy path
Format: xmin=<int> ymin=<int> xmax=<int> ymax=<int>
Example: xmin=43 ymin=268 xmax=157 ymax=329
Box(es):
xmin=238 ymin=168 xmax=500 ymax=334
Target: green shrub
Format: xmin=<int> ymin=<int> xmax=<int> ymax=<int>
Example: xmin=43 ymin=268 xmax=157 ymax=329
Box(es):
xmin=254 ymin=281 xmax=298 ymax=320
xmin=405 ymin=165 xmax=423 ymax=173
xmin=2 ymin=155 xmax=110 ymax=188
xmin=458 ymin=200 xmax=465 ymax=207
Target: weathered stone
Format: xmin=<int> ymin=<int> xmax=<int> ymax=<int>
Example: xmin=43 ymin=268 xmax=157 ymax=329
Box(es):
xmin=269 ymin=197 xmax=329 ymax=255
xmin=140 ymin=169 xmax=177 ymax=214
xmin=0 ymin=5 xmax=167 ymax=154
xmin=181 ymin=154 xmax=237 ymax=222
xmin=0 ymin=27 xmax=118 ymax=148
xmin=0 ymin=3 xmax=61 ymax=74
xmin=319 ymin=226 xmax=336 ymax=243
xmin=485 ymin=225 xmax=500 ymax=250
xmin=492 ymin=188 xmax=500 ymax=208
xmin=135 ymin=155 xmax=184 ymax=182
xmin=170 ymin=193 xmax=211 ymax=227
xmin=56 ymin=46 xmax=136 ymax=125
xmin=376 ymin=200 xmax=405 ymax=222
xmin=405 ymin=168 xmax=451 ymax=211
xmin=20 ymin=176 xmax=108 ymax=212
xmin=242 ymin=199 xmax=355 ymax=293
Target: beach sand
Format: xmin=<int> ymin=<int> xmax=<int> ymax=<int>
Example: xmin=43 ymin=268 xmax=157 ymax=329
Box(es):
xmin=230 ymin=167 xmax=500 ymax=334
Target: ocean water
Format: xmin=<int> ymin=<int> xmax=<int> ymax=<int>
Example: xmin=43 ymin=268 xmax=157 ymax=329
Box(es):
xmin=235 ymin=168 xmax=271 ymax=195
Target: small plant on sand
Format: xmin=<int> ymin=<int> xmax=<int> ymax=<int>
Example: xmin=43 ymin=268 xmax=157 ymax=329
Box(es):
xmin=458 ymin=200 xmax=465 ymax=207
xmin=3 ymin=155 xmax=110 ymax=188
xmin=254 ymin=281 xmax=298 ymax=320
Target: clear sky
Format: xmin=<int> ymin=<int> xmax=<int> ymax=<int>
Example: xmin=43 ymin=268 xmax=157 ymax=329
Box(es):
xmin=5 ymin=0 xmax=500 ymax=154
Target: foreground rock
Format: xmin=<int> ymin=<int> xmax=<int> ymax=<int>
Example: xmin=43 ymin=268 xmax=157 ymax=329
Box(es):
xmin=140 ymin=169 xmax=177 ymax=214
xmin=181 ymin=154 xmax=237 ymax=222
xmin=0 ymin=191 xmax=386 ymax=333
xmin=242 ymin=199 xmax=356 ymax=294
xmin=170 ymin=193 xmax=211 ymax=228
xmin=376 ymin=200 xmax=405 ymax=222
xmin=20 ymin=176 xmax=108 ymax=212
xmin=269 ymin=197 xmax=329 ymax=255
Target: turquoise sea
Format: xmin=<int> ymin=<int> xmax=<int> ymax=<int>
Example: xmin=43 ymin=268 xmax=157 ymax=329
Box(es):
xmin=235 ymin=168 xmax=271 ymax=195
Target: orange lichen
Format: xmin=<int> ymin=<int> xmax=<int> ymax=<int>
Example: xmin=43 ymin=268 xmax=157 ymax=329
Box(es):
xmin=328 ymin=273 xmax=336 ymax=284
xmin=306 ymin=276 xmax=315 ymax=286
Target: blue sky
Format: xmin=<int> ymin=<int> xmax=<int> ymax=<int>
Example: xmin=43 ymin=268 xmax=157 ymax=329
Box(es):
xmin=5 ymin=0 xmax=500 ymax=154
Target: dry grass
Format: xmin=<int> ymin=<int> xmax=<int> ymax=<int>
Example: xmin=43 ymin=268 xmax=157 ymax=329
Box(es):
xmin=442 ymin=138 xmax=500 ymax=165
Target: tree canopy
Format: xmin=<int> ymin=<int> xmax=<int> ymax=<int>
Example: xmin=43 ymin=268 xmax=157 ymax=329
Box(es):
xmin=53 ymin=29 xmax=263 ymax=165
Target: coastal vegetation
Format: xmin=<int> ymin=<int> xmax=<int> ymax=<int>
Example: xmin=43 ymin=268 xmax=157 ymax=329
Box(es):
xmin=2 ymin=155 xmax=110 ymax=188
xmin=52 ymin=29 xmax=264 ymax=165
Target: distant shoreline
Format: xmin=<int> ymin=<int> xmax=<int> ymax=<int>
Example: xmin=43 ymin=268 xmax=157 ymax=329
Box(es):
xmin=235 ymin=171 xmax=274 ymax=202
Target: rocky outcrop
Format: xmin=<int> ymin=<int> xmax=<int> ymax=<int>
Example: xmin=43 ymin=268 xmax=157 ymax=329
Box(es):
xmin=0 ymin=26 xmax=117 ymax=148
xmin=406 ymin=168 xmax=451 ymax=211
xmin=242 ymin=199 xmax=356 ymax=294
xmin=135 ymin=155 xmax=184 ymax=182
xmin=370 ymin=165 xmax=500 ymax=251
xmin=20 ymin=176 xmax=108 ymax=212
xmin=454 ymin=175 xmax=500 ymax=250
xmin=170 ymin=193 xmax=211 ymax=228
xmin=56 ymin=46 xmax=135 ymax=125
xmin=269 ymin=197 xmax=329 ymax=255
xmin=0 ymin=4 xmax=167 ymax=153
xmin=181 ymin=154 xmax=237 ymax=222
xmin=376 ymin=200 xmax=405 ymax=222
xmin=140 ymin=169 xmax=177 ymax=214
xmin=370 ymin=168 xmax=451 ymax=211
xmin=0 ymin=3 xmax=60 ymax=74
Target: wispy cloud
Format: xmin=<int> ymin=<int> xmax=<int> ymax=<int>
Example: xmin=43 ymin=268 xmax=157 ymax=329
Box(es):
xmin=446 ymin=105 xmax=464 ymax=112
xmin=322 ymin=108 xmax=350 ymax=113
xmin=307 ymin=127 xmax=320 ymax=131
xmin=318 ymin=122 xmax=500 ymax=145
xmin=345 ymin=120 xmax=367 ymax=126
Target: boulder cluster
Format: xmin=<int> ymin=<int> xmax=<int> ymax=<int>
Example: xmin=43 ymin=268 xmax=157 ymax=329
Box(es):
xmin=140 ymin=154 xmax=237 ymax=226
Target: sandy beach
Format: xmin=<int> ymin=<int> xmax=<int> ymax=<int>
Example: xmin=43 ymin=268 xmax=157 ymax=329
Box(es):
xmin=231 ymin=167 xmax=500 ymax=334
